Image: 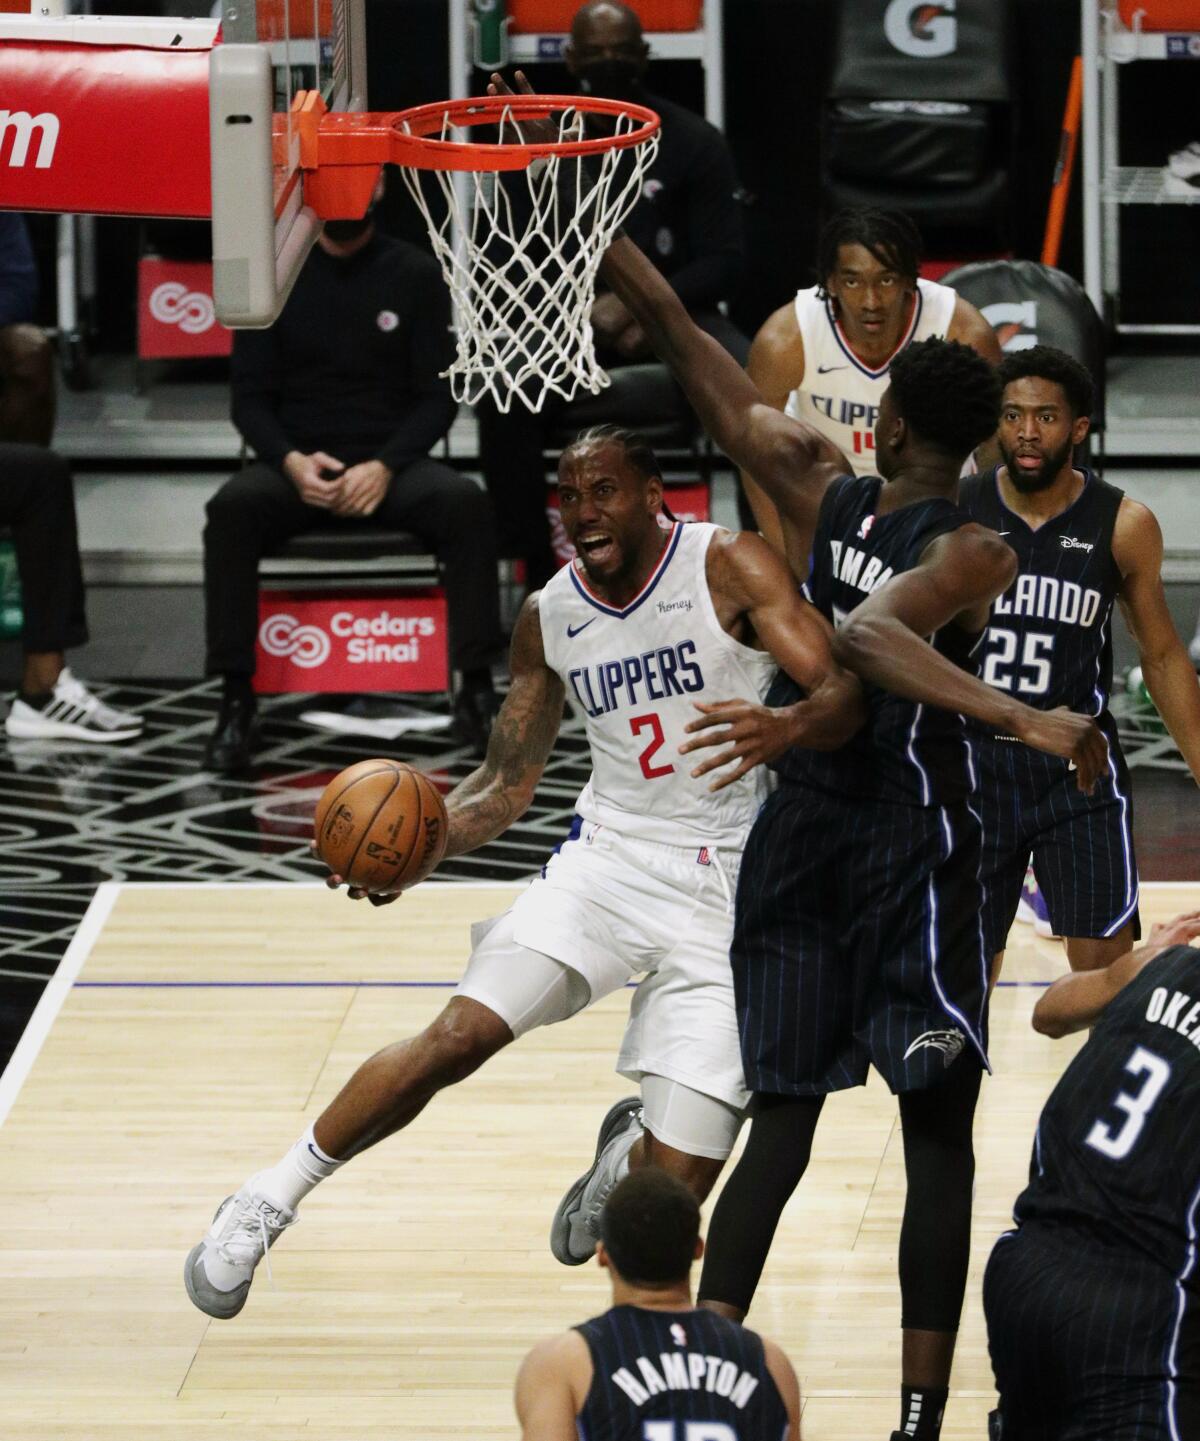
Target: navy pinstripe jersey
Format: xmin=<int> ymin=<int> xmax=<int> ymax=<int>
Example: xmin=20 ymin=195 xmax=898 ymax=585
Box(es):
xmin=1014 ymin=943 xmax=1200 ymax=1280
xmin=959 ymin=467 xmax=1124 ymax=719
xmin=771 ymin=473 xmax=980 ymax=806
xmin=575 ymin=1305 xmax=787 ymax=1441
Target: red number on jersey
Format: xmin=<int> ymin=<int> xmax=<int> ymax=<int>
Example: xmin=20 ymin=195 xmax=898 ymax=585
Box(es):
xmin=630 ymin=713 xmax=674 ymax=780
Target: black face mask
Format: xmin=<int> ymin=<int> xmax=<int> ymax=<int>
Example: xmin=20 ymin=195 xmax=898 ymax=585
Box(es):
xmin=576 ymin=59 xmax=644 ymax=103
xmin=322 ymin=215 xmax=373 ymax=244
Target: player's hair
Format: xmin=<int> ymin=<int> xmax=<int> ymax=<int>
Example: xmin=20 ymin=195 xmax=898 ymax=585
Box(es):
xmin=996 ymin=344 xmax=1095 ymax=420
xmin=816 ymin=207 xmax=923 ymax=297
xmin=888 ymin=337 xmax=1002 ymax=458
xmin=564 ymin=424 xmax=664 ymax=483
xmin=599 ymin=1167 xmax=700 ymax=1287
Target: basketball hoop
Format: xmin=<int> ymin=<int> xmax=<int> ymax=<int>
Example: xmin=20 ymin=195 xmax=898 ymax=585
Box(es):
xmin=390 ymin=94 xmax=661 ymax=414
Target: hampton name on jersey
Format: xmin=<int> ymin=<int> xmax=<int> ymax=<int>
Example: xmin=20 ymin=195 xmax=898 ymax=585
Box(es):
xmin=539 ymin=523 xmax=779 ymax=851
xmin=960 ymin=467 xmax=1124 ymax=718
xmin=575 ymin=1306 xmax=788 ymax=1441
xmin=785 ymin=276 xmax=958 ymax=474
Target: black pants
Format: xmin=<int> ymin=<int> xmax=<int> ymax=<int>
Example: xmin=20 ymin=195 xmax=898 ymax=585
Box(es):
xmin=0 ymin=442 xmax=87 ymax=654
xmin=203 ymin=458 xmax=501 ymax=680
xmin=477 ymin=309 xmax=751 ymax=589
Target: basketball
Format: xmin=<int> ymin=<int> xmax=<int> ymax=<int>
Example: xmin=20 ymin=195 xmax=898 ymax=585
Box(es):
xmin=313 ymin=759 xmax=448 ymax=893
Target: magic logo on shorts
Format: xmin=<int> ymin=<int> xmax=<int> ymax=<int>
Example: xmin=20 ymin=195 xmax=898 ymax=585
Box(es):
xmin=568 ymin=640 xmax=704 ymax=718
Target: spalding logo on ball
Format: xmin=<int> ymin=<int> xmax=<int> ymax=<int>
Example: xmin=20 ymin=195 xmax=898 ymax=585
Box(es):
xmin=313 ymin=759 xmax=449 ymax=893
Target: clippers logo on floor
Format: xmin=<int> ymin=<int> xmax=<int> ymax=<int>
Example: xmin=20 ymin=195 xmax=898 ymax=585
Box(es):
xmin=255 ymin=594 xmax=448 ymax=694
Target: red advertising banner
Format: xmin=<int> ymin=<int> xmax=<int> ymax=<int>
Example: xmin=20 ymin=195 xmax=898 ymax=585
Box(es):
xmin=545 ymin=482 xmax=711 ymax=567
xmin=254 ymin=591 xmax=449 ymax=695
xmin=0 ymin=40 xmax=211 ymax=217
xmin=137 ymin=259 xmax=232 ymax=359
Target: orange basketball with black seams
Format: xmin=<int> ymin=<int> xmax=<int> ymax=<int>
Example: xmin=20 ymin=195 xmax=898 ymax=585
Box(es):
xmin=313 ymin=759 xmax=448 ymax=893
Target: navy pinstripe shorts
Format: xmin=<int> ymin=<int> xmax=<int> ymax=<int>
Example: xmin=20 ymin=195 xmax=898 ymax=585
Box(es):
xmin=985 ymin=1226 xmax=1198 ymax=1440
xmin=975 ymin=719 xmax=1140 ymax=955
xmin=732 ymin=782 xmax=990 ymax=1097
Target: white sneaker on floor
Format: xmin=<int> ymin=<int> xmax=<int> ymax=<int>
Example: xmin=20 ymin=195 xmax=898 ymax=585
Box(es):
xmin=4 ymin=668 xmax=142 ymax=743
xmin=184 ymin=1183 xmax=297 ymax=1319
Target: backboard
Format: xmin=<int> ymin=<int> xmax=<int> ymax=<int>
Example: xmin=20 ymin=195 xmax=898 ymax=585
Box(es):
xmin=210 ymin=0 xmax=367 ymax=327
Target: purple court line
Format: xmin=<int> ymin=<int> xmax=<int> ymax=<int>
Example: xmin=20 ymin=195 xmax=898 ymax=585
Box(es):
xmin=72 ymin=978 xmax=1052 ymax=989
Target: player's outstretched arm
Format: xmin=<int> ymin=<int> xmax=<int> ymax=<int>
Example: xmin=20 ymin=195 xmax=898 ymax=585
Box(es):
xmin=442 ymin=593 xmax=565 ymax=859
xmin=740 ymin=305 xmax=805 ymax=561
xmin=680 ymin=531 xmax=866 ymax=790
xmin=1033 ymin=911 xmax=1200 ymax=1037
xmin=600 ymin=233 xmax=845 ymax=544
xmin=1114 ymin=498 xmax=1200 ymax=785
xmin=513 ymin=1332 xmax=591 ymax=1441
xmin=761 ymin=1335 xmax=803 ymax=1440
xmin=832 ymin=525 xmax=1110 ymax=792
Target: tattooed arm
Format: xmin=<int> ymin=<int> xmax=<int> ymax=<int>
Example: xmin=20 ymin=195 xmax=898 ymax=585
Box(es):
xmin=442 ymin=593 xmax=566 ymax=858
xmin=327 ymin=594 xmax=565 ymax=899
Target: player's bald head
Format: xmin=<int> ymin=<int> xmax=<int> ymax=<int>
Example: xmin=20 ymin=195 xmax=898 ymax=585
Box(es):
xmin=571 ymin=0 xmax=644 ymax=44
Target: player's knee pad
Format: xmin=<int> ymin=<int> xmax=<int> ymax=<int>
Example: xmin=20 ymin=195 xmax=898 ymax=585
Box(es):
xmin=456 ymin=912 xmax=592 ymax=1038
xmin=641 ymin=1074 xmax=745 ymax=1161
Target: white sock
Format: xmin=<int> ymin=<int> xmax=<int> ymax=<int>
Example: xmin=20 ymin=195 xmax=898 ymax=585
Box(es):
xmin=251 ymin=1123 xmax=343 ymax=1213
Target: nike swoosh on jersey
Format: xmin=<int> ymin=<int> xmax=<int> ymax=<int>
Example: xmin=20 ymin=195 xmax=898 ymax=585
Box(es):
xmin=816 ymin=364 xmax=848 ymax=374
xmin=567 ymin=619 xmax=597 ymax=637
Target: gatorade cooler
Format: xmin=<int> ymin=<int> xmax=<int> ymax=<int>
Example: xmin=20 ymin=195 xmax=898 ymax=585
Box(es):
xmin=509 ymin=0 xmax=703 ymax=29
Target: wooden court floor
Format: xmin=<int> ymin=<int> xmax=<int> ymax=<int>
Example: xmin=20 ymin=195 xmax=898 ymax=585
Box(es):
xmin=1 ymin=879 xmax=1197 ymax=1440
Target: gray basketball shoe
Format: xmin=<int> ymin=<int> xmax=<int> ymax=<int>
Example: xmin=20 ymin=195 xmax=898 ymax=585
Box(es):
xmin=550 ymin=1096 xmax=644 ymax=1266
xmin=184 ymin=1183 xmax=296 ymax=1319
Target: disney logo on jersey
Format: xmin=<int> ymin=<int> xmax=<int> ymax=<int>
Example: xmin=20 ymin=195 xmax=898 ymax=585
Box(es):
xmin=569 ymin=640 xmax=704 ymax=719
xmin=828 ymin=538 xmax=895 ymax=597
xmin=1060 ymin=536 xmax=1095 ymax=553
xmin=657 ymin=597 xmax=693 ymax=616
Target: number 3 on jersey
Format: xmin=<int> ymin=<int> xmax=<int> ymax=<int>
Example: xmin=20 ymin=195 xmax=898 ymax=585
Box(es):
xmin=982 ymin=626 xmax=1055 ymax=696
xmin=631 ymin=713 xmax=675 ymax=780
xmin=1085 ymin=1045 xmax=1172 ymax=1161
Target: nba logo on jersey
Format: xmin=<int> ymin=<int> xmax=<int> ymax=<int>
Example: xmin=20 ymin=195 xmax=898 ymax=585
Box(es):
xmin=670 ymin=1323 xmax=688 ymax=1347
xmin=858 ymin=515 xmax=876 ymax=541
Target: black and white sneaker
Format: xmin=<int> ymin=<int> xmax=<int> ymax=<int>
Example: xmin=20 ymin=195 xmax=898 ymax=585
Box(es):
xmin=4 ymin=668 xmax=143 ymax=743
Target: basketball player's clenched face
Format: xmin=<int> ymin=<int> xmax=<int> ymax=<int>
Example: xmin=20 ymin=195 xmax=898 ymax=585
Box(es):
xmin=825 ymin=243 xmax=915 ymax=350
xmin=558 ymin=443 xmax=664 ymax=587
xmin=998 ymin=376 xmax=1089 ymax=494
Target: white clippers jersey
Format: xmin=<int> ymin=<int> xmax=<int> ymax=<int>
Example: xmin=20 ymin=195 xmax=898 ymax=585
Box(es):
xmin=539 ymin=522 xmax=779 ymax=851
xmin=785 ymin=276 xmax=958 ymax=475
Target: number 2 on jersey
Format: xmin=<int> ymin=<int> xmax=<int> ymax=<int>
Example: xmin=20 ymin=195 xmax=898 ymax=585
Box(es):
xmin=1085 ymin=1045 xmax=1172 ymax=1161
xmin=631 ymin=713 xmax=675 ymax=780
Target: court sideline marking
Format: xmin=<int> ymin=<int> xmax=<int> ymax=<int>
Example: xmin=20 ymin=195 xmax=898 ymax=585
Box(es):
xmin=1 ymin=879 xmax=1195 ymax=1131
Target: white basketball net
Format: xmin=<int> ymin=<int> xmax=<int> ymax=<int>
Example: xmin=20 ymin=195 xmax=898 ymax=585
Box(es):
xmin=398 ymin=105 xmax=660 ymax=413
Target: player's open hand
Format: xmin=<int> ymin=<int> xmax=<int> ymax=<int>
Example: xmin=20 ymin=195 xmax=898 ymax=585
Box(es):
xmin=1013 ymin=705 xmax=1109 ymax=794
xmin=487 ymin=70 xmax=558 ymax=147
xmin=1146 ymin=910 xmax=1200 ymax=953
xmin=310 ymin=842 xmax=401 ymax=906
xmin=680 ymin=699 xmax=795 ymax=792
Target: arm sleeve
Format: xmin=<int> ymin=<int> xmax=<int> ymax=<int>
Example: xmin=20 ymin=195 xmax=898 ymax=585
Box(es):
xmin=0 ymin=215 xmax=39 ymax=328
xmin=375 ymin=266 xmax=457 ymax=476
xmin=665 ymin=131 xmax=745 ymax=311
xmin=230 ymin=326 xmax=293 ymax=469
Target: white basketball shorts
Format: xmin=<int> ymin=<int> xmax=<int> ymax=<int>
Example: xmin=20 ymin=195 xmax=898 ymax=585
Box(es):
xmin=456 ymin=820 xmax=749 ymax=1111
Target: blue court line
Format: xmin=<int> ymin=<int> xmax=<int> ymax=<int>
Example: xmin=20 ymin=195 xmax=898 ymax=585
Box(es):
xmin=71 ymin=978 xmax=1053 ymax=989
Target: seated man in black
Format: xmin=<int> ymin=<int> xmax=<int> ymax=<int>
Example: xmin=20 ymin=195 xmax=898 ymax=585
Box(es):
xmin=477 ymin=0 xmax=749 ymax=592
xmin=203 ymin=195 xmax=502 ymax=773
xmin=0 ymin=213 xmax=55 ymax=448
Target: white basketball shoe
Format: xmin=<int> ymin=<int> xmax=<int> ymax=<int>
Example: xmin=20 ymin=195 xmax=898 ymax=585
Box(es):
xmin=550 ymin=1096 xmax=644 ymax=1266
xmin=5 ymin=668 xmax=142 ymax=743
xmin=184 ymin=1183 xmax=296 ymax=1319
